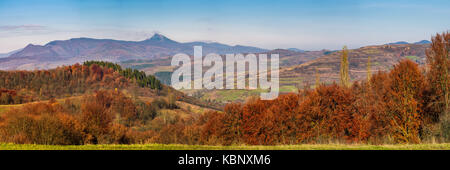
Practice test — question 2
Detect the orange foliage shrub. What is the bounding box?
[200,111,226,145]
[0,90,155,145]
[296,84,357,143]
[0,101,84,145]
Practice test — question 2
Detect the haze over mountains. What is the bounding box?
[0,48,23,58]
[0,33,267,70]
[0,33,431,71]
[385,40,431,45]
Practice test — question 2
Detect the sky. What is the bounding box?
[0,0,449,53]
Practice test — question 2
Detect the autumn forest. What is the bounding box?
[0,32,448,146]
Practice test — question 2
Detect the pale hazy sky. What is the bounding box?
[0,0,449,53]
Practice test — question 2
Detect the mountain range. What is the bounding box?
[385,40,431,45]
[287,48,306,52]
[0,48,23,58]
[0,33,432,71]
[0,33,267,70]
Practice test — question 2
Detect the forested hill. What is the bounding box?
[0,61,163,104]
[83,61,163,90]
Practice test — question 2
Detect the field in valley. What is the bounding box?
[1,143,449,150]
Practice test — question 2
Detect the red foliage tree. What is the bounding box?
[386,59,424,143]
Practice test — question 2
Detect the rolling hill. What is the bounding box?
[120,42,431,103]
[280,43,430,87]
[0,61,221,110]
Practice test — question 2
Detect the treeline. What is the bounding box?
[83,61,162,90]
[150,32,450,145]
[0,61,161,103]
[0,63,126,102]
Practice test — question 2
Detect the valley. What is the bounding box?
[0,33,447,147]
[117,40,430,104]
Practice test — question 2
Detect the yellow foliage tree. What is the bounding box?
[315,67,320,88]
[340,46,350,87]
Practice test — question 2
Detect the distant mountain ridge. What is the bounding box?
[0,34,432,71]
[0,33,267,70]
[385,40,431,45]
[413,40,432,44]
[287,48,306,53]
[0,48,23,58]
